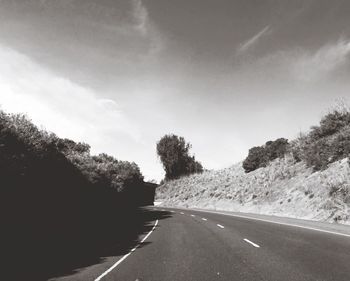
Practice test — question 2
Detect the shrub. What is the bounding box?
[318,110,350,138]
[243,138,289,173]
[329,126,350,162]
[265,138,289,160]
[290,104,350,171]
[242,146,266,173]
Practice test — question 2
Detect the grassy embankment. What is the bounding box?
[157,105,350,224]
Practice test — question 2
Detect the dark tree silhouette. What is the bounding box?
[157,134,203,180]
[243,138,289,173]
[0,109,158,280]
[243,146,266,173]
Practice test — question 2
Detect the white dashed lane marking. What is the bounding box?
[202,218,207,221]
[217,224,225,229]
[244,238,260,248]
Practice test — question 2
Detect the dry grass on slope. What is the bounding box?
[156,156,350,224]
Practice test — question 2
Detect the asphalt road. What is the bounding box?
[53,207,350,281]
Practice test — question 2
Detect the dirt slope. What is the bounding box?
[156,156,350,224]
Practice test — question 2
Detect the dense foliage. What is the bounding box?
[0,110,144,191]
[291,107,350,171]
[243,138,289,173]
[0,110,150,280]
[157,134,203,180]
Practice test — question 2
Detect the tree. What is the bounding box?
[242,138,289,173]
[156,134,203,180]
[265,138,289,160]
[242,146,266,173]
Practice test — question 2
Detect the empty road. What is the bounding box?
[53,207,350,281]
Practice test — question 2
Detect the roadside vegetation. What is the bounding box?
[157,103,350,224]
[291,102,350,171]
[244,102,350,173]
[243,138,289,173]
[0,109,156,280]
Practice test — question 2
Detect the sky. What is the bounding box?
[0,0,350,181]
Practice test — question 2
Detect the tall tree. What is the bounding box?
[157,134,203,180]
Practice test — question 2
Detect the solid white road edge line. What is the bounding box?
[210,211,350,238]
[160,207,350,238]
[244,238,260,248]
[217,224,225,229]
[94,220,159,281]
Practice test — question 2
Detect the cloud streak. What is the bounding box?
[292,38,350,81]
[131,0,164,55]
[238,25,270,53]
[235,37,350,85]
[132,0,149,36]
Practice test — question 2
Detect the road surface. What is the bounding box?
[52,207,350,281]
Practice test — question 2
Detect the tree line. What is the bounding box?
[0,110,150,280]
[243,103,350,173]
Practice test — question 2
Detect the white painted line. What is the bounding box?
[244,238,260,248]
[161,209,165,211]
[94,220,159,281]
[202,218,207,221]
[211,212,350,238]
[180,212,184,215]
[170,211,175,213]
[191,214,195,217]
[170,207,350,238]
[217,224,225,229]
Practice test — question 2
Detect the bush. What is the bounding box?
[291,104,350,171]
[265,138,289,159]
[329,126,350,162]
[243,138,289,173]
[242,146,266,173]
[318,110,350,138]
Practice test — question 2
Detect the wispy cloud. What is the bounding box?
[131,0,164,55]
[132,0,149,36]
[0,45,141,148]
[292,38,350,81]
[236,38,350,85]
[238,25,271,53]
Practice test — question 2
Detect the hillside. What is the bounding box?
[156,155,350,224]
[156,103,350,224]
